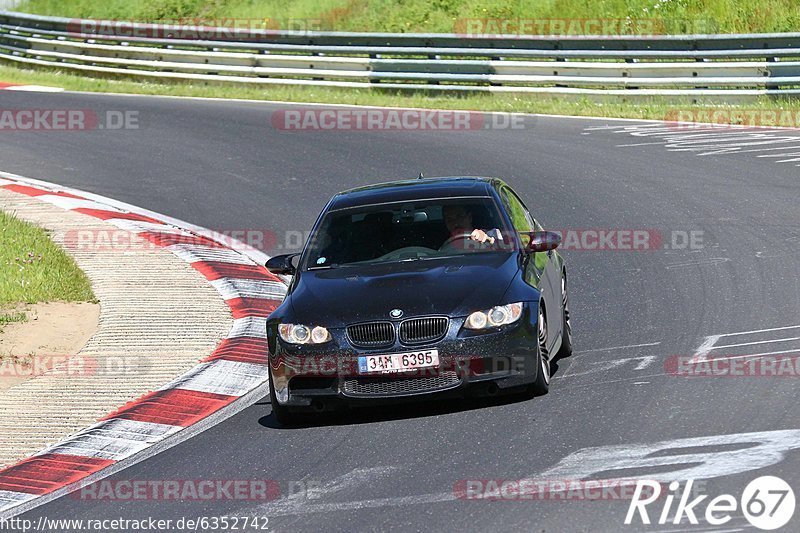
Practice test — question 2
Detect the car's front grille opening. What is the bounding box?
[289,377,336,391]
[347,321,395,347]
[342,371,460,397]
[399,317,449,345]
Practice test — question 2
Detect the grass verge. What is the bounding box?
[0,210,95,311]
[2,63,800,127]
[14,0,800,35]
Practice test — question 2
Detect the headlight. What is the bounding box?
[279,323,332,344]
[464,303,523,330]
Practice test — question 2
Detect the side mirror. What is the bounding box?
[526,231,561,253]
[266,253,299,275]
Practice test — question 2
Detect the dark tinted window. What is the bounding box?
[303,197,512,269]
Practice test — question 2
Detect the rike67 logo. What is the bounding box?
[626,476,795,530]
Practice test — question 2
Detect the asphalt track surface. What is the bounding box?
[1,90,799,532]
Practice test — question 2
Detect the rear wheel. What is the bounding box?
[555,273,573,359]
[530,304,551,396]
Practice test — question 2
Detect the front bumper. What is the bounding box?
[269,309,539,410]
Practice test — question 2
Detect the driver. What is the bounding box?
[442,205,502,245]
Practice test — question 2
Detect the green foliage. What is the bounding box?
[0,211,95,305]
[15,0,800,33]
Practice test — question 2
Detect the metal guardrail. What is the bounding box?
[1,10,799,100]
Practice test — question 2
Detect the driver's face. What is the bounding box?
[443,206,473,234]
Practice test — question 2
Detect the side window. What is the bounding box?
[501,187,535,246]
[501,189,532,232]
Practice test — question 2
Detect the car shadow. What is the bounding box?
[550,353,567,377]
[256,351,572,429]
[257,391,536,429]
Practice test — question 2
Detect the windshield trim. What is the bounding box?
[323,195,494,214]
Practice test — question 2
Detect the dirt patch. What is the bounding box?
[0,302,99,392]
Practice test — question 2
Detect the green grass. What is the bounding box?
[3,62,800,127]
[15,0,800,34]
[0,210,95,307]
[0,311,27,334]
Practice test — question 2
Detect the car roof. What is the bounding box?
[329,177,502,210]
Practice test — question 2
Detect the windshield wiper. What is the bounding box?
[307,264,339,270]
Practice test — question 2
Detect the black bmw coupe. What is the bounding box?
[265,177,572,424]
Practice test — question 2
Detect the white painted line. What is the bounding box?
[716,324,800,337]
[680,137,800,150]
[0,491,36,507]
[710,348,800,362]
[37,195,123,212]
[163,360,270,397]
[738,144,800,154]
[210,278,286,301]
[713,336,800,350]
[5,85,64,93]
[106,219,187,235]
[664,257,730,269]
[634,356,657,370]
[691,335,721,363]
[616,141,668,147]
[557,356,656,379]
[575,341,661,355]
[665,134,796,148]
[581,125,629,131]
[39,419,182,461]
[168,244,255,265]
[628,128,746,139]
[228,317,268,339]
[0,178,15,187]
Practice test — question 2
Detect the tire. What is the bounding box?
[269,373,294,427]
[530,304,551,396]
[555,272,573,359]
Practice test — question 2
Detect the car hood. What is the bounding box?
[288,254,520,328]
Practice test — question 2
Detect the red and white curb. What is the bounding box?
[0,172,284,517]
[0,82,64,92]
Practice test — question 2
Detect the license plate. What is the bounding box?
[358,350,439,374]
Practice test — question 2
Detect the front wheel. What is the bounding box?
[529,304,551,396]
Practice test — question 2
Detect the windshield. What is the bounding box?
[303,197,514,269]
